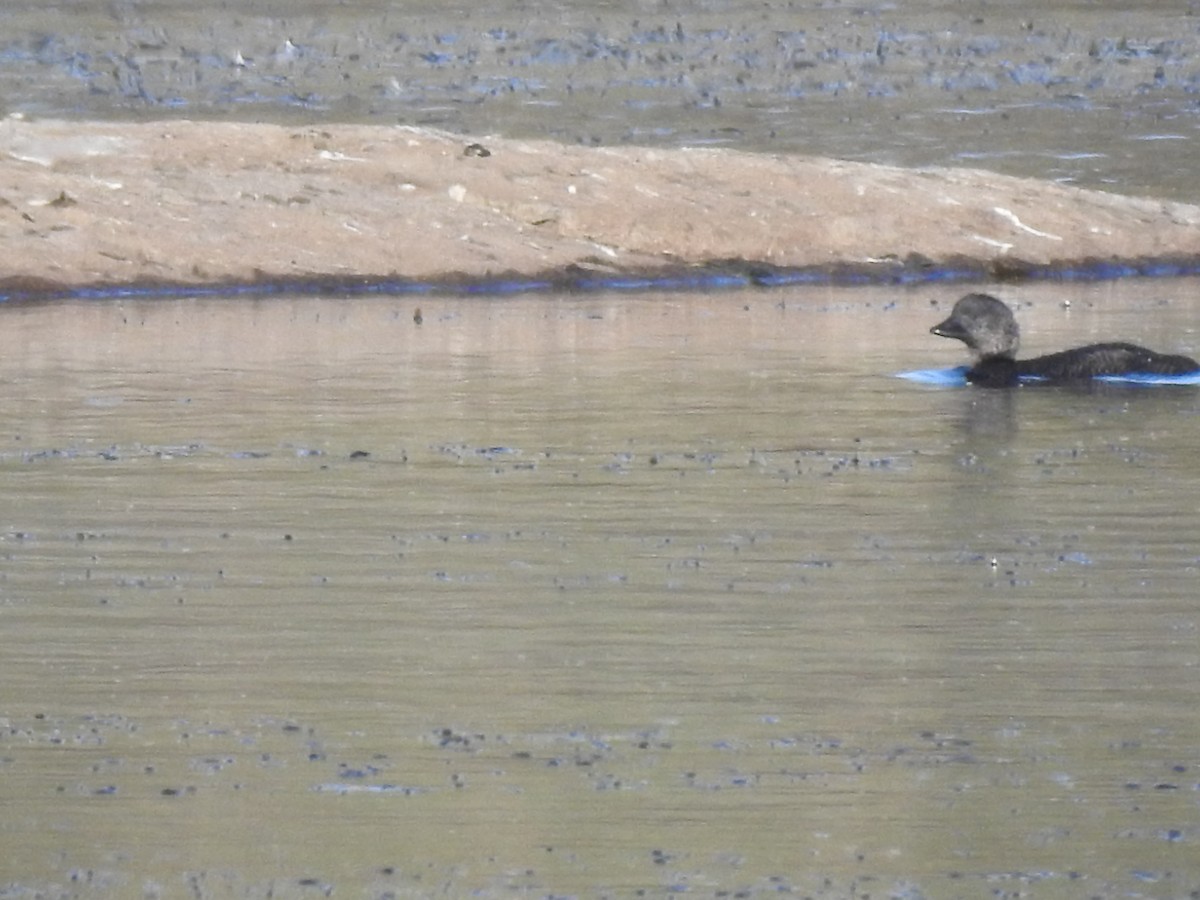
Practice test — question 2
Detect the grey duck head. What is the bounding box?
[931,293,1021,360]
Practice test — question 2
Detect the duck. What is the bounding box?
[930,293,1199,388]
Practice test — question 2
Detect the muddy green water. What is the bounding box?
[3,280,1200,898]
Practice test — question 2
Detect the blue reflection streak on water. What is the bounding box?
[897,366,1200,387]
[2,257,1200,304]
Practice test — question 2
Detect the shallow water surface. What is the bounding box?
[3,281,1200,898]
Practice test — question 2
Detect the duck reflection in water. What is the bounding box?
[930,293,1200,388]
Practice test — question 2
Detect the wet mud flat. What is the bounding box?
[2,1,1199,199]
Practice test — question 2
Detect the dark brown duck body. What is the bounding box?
[931,293,1199,388]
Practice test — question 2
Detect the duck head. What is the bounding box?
[931,293,1020,360]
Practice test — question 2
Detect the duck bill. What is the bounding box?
[930,317,969,342]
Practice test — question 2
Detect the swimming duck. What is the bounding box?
[930,293,1199,388]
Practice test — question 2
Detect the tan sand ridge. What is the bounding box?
[2,118,1199,293]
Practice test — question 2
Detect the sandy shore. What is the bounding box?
[2,116,1199,295]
